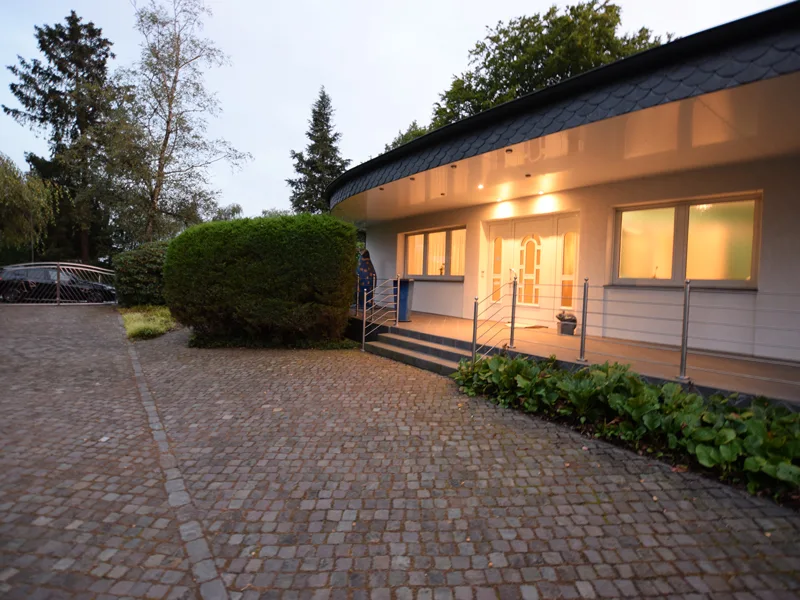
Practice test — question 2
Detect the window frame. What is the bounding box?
[404,226,466,281]
[612,193,761,289]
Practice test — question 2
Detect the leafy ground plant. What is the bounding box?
[119,306,178,340]
[453,355,800,504]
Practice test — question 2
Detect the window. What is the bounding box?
[404,227,466,278]
[615,195,758,287]
[407,234,424,275]
[619,207,675,280]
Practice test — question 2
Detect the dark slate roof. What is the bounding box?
[327,1,800,209]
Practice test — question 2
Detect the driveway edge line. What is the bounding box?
[121,318,230,600]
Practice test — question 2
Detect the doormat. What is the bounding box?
[505,322,548,329]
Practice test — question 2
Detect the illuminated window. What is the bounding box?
[619,207,675,280]
[404,227,466,278]
[450,229,466,277]
[615,196,758,286]
[406,234,424,275]
[687,200,755,281]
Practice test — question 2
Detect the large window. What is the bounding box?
[615,196,758,287]
[405,227,466,278]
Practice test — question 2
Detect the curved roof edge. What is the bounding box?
[326,1,800,209]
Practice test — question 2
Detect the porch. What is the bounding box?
[375,310,800,404]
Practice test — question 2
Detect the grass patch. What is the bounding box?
[119,305,178,340]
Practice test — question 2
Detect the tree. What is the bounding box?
[3,11,116,261]
[0,154,56,250]
[211,203,243,221]
[431,1,667,128]
[384,120,429,152]
[287,87,350,214]
[120,0,249,241]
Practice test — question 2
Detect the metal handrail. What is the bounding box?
[361,275,400,350]
[471,276,518,363]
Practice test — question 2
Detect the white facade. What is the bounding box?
[365,155,800,362]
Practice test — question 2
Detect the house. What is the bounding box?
[327,3,800,399]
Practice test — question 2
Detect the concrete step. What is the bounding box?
[376,333,472,363]
[364,341,461,377]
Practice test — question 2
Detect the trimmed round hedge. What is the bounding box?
[114,241,170,307]
[163,214,358,345]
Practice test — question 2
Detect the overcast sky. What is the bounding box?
[0,0,788,215]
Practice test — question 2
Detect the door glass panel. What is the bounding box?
[561,280,574,308]
[563,232,576,276]
[450,229,466,276]
[523,280,533,304]
[491,236,503,301]
[686,200,754,280]
[427,231,446,276]
[524,241,535,274]
[519,235,540,305]
[561,231,577,308]
[407,234,424,275]
[492,237,502,275]
[619,207,674,279]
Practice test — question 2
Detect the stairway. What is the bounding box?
[364,329,471,376]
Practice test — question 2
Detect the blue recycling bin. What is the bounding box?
[393,278,415,322]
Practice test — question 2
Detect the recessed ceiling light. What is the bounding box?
[525,173,532,178]
[505,148,513,154]
[477,184,484,190]
[538,190,544,195]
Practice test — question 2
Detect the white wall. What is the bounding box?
[364,155,800,361]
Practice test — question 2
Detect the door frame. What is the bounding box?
[483,212,580,326]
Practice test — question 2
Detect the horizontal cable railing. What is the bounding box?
[361,276,400,350]
[468,278,800,396]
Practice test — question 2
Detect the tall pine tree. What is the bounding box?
[3,11,116,261]
[287,87,350,214]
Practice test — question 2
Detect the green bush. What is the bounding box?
[114,241,169,307]
[163,214,358,345]
[454,355,800,497]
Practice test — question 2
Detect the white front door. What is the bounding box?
[485,214,579,328]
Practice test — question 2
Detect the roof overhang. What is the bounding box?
[333,73,800,225]
[327,1,800,226]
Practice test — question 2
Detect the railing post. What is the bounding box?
[471,296,479,365]
[361,288,368,352]
[577,277,589,363]
[56,262,61,306]
[395,274,400,327]
[678,279,691,381]
[509,276,518,349]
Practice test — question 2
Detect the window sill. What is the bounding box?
[605,283,758,293]
[405,275,465,283]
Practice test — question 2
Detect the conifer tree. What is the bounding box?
[287,87,350,214]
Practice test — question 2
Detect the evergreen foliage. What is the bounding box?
[163,214,357,345]
[287,87,350,214]
[113,241,170,306]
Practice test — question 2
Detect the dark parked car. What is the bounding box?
[0,267,116,303]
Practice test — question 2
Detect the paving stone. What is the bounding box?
[1,306,800,600]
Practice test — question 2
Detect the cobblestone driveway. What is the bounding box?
[1,306,799,600]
